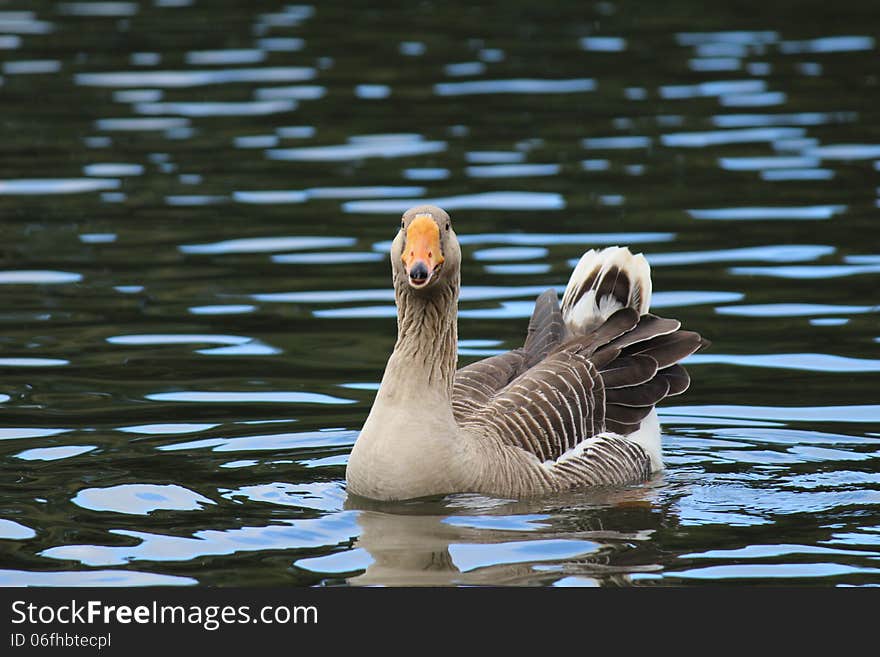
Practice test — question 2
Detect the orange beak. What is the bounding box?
[402,214,444,288]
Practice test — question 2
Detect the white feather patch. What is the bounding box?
[623,408,663,472]
[540,409,663,472]
[561,246,653,335]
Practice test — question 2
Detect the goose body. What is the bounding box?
[346,205,707,501]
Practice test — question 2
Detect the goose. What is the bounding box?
[346,204,708,501]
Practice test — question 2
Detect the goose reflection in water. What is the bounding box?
[341,483,668,586]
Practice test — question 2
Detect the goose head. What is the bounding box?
[391,205,460,293]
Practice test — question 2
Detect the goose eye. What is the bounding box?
[445,222,450,231]
[400,221,405,230]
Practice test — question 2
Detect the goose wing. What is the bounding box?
[452,289,565,423]
[460,307,705,485]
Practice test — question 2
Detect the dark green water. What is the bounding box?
[1,0,879,586]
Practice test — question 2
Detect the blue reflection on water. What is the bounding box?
[15,445,96,461]
[435,78,596,96]
[0,570,197,587]
[40,511,362,566]
[687,352,880,372]
[449,539,600,573]
[146,392,355,404]
[73,484,215,515]
[0,519,36,540]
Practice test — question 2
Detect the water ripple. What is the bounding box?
[444,62,487,76]
[472,247,548,261]
[95,117,190,131]
[0,570,197,586]
[0,15,54,36]
[72,484,215,515]
[272,251,384,264]
[3,59,60,75]
[255,85,325,100]
[805,144,880,160]
[83,163,144,176]
[158,429,357,453]
[403,167,450,180]
[712,111,856,128]
[761,169,835,181]
[185,48,265,65]
[580,36,626,52]
[658,563,880,581]
[676,31,779,46]
[222,482,345,511]
[465,151,524,163]
[343,192,565,214]
[295,548,374,574]
[660,79,766,99]
[118,423,219,435]
[443,515,551,531]
[716,302,875,317]
[256,38,305,52]
[0,519,36,540]
[107,334,252,346]
[235,186,426,204]
[730,264,880,278]
[41,511,361,566]
[58,2,139,17]
[689,205,845,220]
[434,78,596,96]
[459,232,673,247]
[0,271,82,284]
[189,304,257,315]
[268,137,446,162]
[180,236,354,254]
[663,404,880,423]
[465,164,560,178]
[355,84,391,99]
[15,445,96,461]
[76,66,316,88]
[449,539,600,573]
[583,136,651,149]
[146,391,355,405]
[720,91,785,107]
[687,352,880,373]
[648,244,833,266]
[0,428,70,441]
[779,36,874,54]
[0,178,119,194]
[662,127,804,147]
[718,156,819,171]
[0,358,69,367]
[136,99,296,116]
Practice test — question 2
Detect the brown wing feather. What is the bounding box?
[604,375,670,407]
[462,349,606,463]
[593,313,706,435]
[457,289,708,458]
[621,330,704,369]
[659,364,691,396]
[571,307,640,357]
[522,289,565,366]
[605,403,654,426]
[547,434,652,487]
[453,350,527,422]
[608,313,679,344]
[597,354,659,388]
[453,289,565,423]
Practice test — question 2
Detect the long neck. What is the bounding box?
[348,274,463,500]
[382,277,459,402]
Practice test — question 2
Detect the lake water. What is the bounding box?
[1,0,879,587]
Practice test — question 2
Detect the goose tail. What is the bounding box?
[560,246,652,336]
